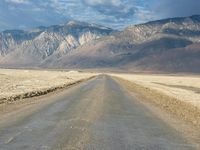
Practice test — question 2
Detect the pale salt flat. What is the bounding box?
[0,69,96,99]
[112,74,200,109]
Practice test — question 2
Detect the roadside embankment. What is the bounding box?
[112,74,200,128]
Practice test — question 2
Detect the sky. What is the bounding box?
[0,0,200,31]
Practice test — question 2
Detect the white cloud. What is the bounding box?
[3,0,198,31]
[135,11,155,23]
[84,0,121,6]
[5,0,30,4]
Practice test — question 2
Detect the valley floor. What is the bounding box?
[0,75,199,150]
[0,69,96,104]
[112,73,200,108]
[0,70,200,149]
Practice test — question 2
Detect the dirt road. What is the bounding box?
[0,75,198,150]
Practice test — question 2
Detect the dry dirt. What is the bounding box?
[111,74,200,108]
[111,74,200,128]
[0,69,97,104]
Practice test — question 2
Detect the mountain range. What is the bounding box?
[0,15,200,72]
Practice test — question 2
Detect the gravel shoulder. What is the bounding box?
[114,77,200,148]
[111,73,200,109]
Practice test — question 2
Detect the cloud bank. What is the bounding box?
[154,0,200,18]
[0,0,200,31]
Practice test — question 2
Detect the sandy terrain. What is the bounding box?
[0,69,96,103]
[111,74,200,109]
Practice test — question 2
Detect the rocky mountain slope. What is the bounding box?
[0,15,200,72]
[44,15,200,72]
[0,21,113,67]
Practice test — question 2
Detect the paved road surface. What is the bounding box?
[0,75,196,150]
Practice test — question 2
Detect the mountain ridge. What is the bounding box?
[0,15,200,72]
[0,21,114,67]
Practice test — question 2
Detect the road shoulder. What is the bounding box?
[113,76,200,149]
[0,77,96,126]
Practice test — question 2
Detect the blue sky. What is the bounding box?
[0,0,200,31]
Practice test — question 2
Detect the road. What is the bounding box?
[0,75,197,150]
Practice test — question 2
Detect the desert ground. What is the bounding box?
[111,73,200,109]
[0,69,200,149]
[112,73,200,128]
[0,69,96,104]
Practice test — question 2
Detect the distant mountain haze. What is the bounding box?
[0,21,114,67]
[0,15,200,72]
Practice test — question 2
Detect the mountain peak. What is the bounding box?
[189,14,200,22]
[1,16,200,72]
[66,20,85,26]
[65,20,113,30]
[147,14,200,25]
[0,20,114,66]
[126,14,200,31]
